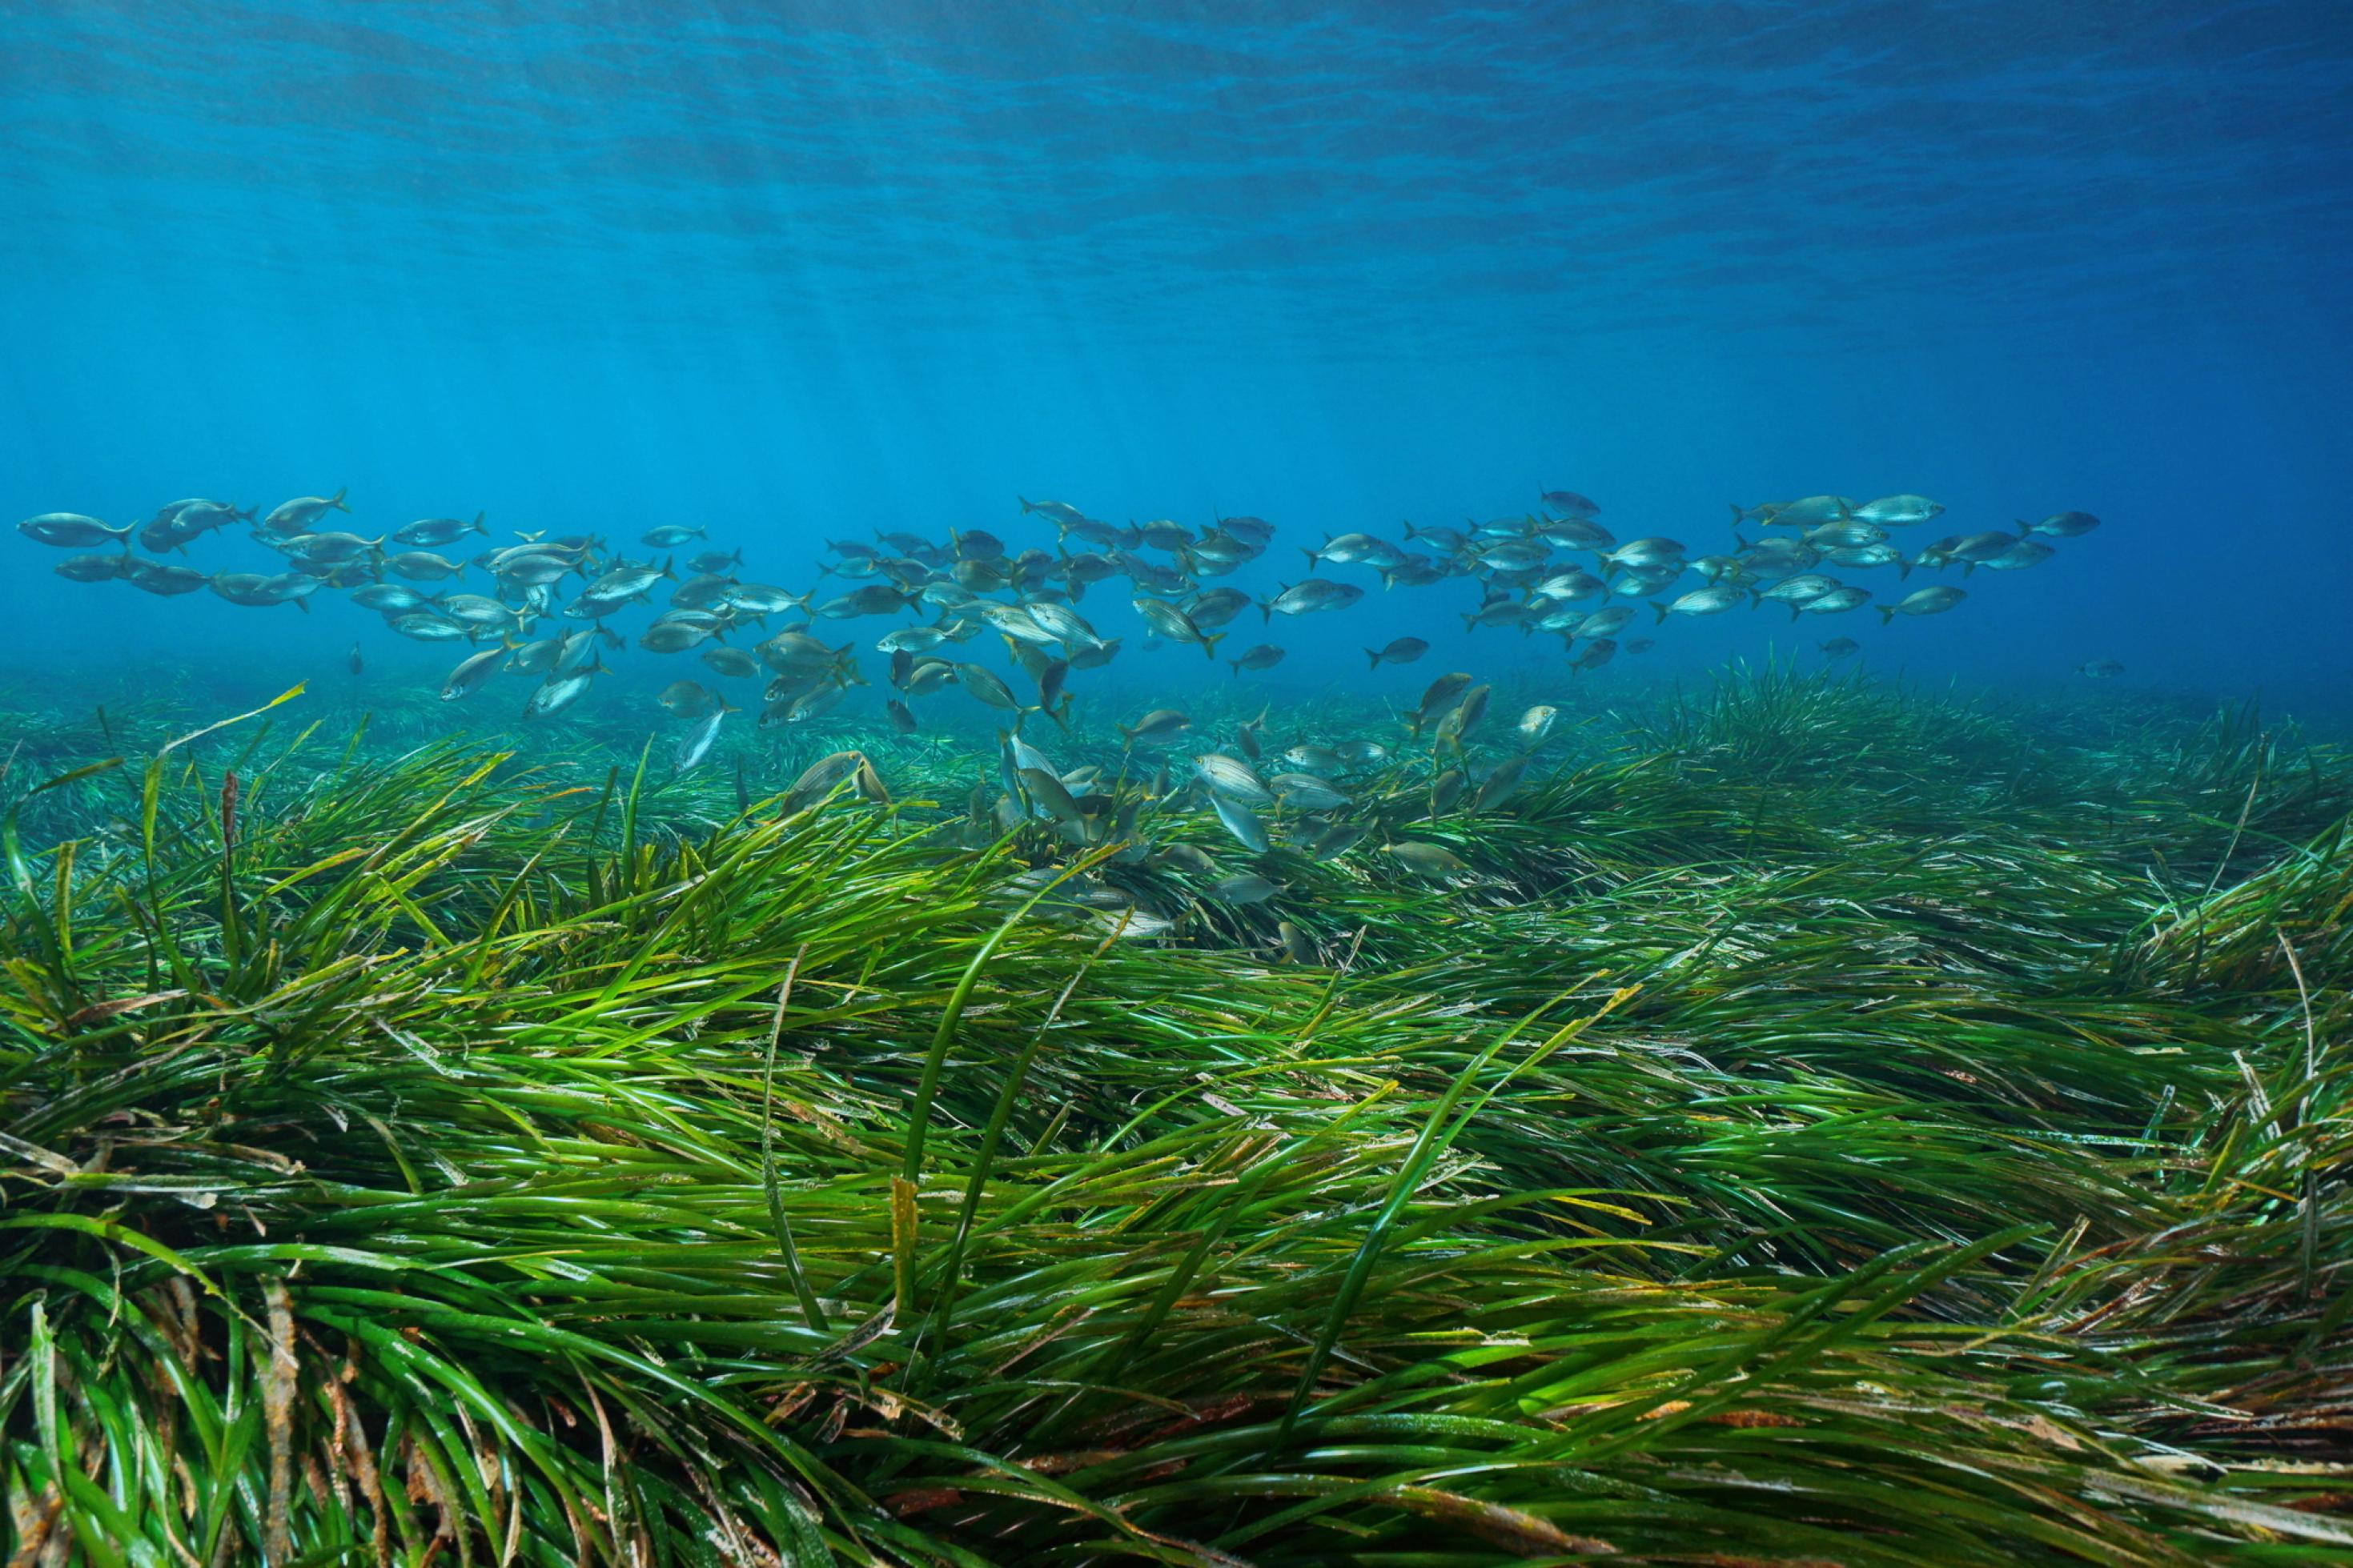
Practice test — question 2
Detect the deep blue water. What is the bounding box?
[6,2,2351,716]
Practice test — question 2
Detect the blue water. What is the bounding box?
[6,2,2351,713]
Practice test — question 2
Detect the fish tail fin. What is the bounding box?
[294,597,311,614]
[1018,495,1035,515]
[330,487,349,511]
[1258,600,1272,624]
[1729,503,1743,525]
[1299,545,1320,570]
[1877,606,1897,625]
[660,555,676,579]
[1897,556,1913,579]
[1201,631,1224,660]
[1365,648,1381,670]
[1650,601,1670,625]
[1787,603,1801,622]
[1460,612,1476,632]
[1962,562,1977,578]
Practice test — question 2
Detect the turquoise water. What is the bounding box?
[5,2,2350,713]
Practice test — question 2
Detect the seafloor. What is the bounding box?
[2,664,2347,1564]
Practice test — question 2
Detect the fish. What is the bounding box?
[1945,531,2020,564]
[2078,658,2125,678]
[954,662,1025,714]
[1132,596,1223,658]
[346,641,363,674]
[1259,579,1363,621]
[1652,584,1744,623]
[1851,495,1942,526]
[438,646,507,701]
[390,611,470,640]
[18,513,132,548]
[1025,601,1101,646]
[1212,872,1282,904]
[259,488,349,535]
[1211,794,1271,852]
[1227,644,1285,675]
[1569,639,1618,674]
[1181,587,1254,629]
[658,680,719,716]
[641,524,707,547]
[394,512,488,547]
[1757,574,1839,616]
[1516,705,1559,748]
[1879,585,1966,622]
[1624,637,1656,655]
[980,603,1059,646]
[1474,755,1529,812]
[1271,773,1350,812]
[638,621,718,652]
[1802,519,1889,551]
[52,552,126,582]
[1765,495,1853,527]
[1598,537,1684,573]
[1533,568,1607,602]
[701,645,762,679]
[1472,539,1548,572]
[1572,606,1636,640]
[779,751,871,815]
[1539,488,1600,517]
[886,697,918,732]
[2026,511,2101,538]
[1970,539,2055,573]
[1537,518,1614,551]
[525,654,606,716]
[1407,672,1474,734]
[688,548,745,574]
[675,704,733,772]
[1194,753,1274,807]
[387,551,468,581]
[1365,636,1431,669]
[1306,819,1371,861]
[1276,744,1346,774]
[1819,637,1861,659]
[1383,841,1471,880]
[1797,587,1873,616]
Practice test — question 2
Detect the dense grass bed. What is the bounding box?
[2,666,2347,1564]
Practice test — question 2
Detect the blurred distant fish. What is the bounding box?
[2078,658,2124,678]
[1539,488,1600,517]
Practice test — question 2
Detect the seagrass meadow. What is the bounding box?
[2,664,2348,1566]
